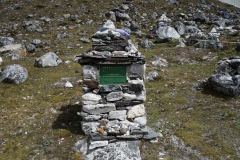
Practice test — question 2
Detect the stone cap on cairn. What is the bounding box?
[77,20,146,65]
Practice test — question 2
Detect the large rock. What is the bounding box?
[207,57,240,96]
[34,52,62,67]
[151,56,168,67]
[146,71,159,81]
[115,11,130,21]
[0,64,28,84]
[154,26,180,41]
[0,57,2,65]
[26,44,36,53]
[208,74,240,96]
[75,140,141,160]
[0,44,27,57]
[139,39,154,48]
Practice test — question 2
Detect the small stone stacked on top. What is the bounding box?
[77,20,158,150]
[81,20,142,59]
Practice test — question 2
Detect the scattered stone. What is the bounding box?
[0,57,2,65]
[63,14,71,18]
[40,16,51,23]
[65,81,73,88]
[0,44,27,57]
[115,11,130,21]
[0,36,14,46]
[130,21,139,31]
[139,38,154,48]
[146,71,159,81]
[34,52,62,67]
[80,37,90,43]
[153,26,180,42]
[0,64,28,84]
[22,20,41,31]
[26,44,36,53]
[151,56,168,67]
[105,11,117,21]
[193,11,208,23]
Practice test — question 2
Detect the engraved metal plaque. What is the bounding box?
[100,64,126,85]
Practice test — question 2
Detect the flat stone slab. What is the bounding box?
[83,103,116,114]
[108,110,127,121]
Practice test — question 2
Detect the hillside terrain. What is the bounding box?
[0,0,240,159]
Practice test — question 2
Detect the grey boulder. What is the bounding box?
[34,52,62,67]
[0,64,28,84]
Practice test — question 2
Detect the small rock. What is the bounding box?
[65,81,73,88]
[34,52,62,67]
[80,37,90,43]
[32,39,41,47]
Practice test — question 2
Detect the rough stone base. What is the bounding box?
[75,138,141,160]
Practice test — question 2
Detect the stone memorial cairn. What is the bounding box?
[77,20,157,148]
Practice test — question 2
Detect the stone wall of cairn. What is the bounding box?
[77,21,156,144]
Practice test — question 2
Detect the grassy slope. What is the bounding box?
[0,0,240,159]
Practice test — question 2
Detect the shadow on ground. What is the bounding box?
[52,104,85,135]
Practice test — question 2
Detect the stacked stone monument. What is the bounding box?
[77,20,156,147]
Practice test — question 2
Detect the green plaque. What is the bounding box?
[100,64,126,85]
